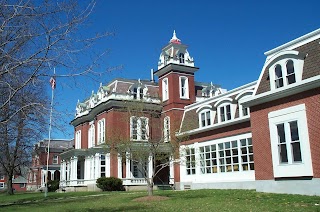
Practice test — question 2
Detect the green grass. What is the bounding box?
[0,189,320,212]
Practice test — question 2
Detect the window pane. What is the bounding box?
[206,111,211,125]
[277,124,286,143]
[226,105,231,120]
[201,112,205,127]
[292,142,302,162]
[279,144,288,163]
[286,60,294,74]
[289,121,299,141]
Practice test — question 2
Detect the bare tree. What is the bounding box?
[0,0,113,194]
[0,0,113,124]
[106,100,186,196]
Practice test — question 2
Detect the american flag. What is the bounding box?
[50,77,56,89]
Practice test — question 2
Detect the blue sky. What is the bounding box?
[50,0,320,139]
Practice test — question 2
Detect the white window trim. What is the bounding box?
[179,76,189,99]
[130,116,149,141]
[269,57,304,90]
[268,104,313,178]
[75,130,81,149]
[97,119,106,145]
[217,102,235,123]
[162,78,169,101]
[53,155,59,164]
[198,109,214,128]
[88,124,95,148]
[164,116,170,142]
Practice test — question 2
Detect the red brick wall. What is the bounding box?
[251,88,320,180]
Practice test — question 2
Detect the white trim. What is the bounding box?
[268,104,313,178]
[179,76,189,99]
[195,105,213,113]
[214,97,233,108]
[162,77,169,101]
[265,28,320,57]
[244,75,320,107]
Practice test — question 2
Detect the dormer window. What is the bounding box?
[286,60,296,84]
[179,76,189,99]
[214,98,235,123]
[162,78,169,101]
[179,53,185,63]
[275,64,283,88]
[219,105,231,122]
[131,85,146,100]
[268,51,304,90]
[200,110,212,127]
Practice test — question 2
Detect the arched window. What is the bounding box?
[275,64,283,88]
[179,76,189,99]
[97,119,105,144]
[286,60,296,84]
[164,116,170,142]
[162,78,169,101]
[88,124,95,148]
[179,53,185,63]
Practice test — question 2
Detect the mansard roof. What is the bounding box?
[179,81,256,135]
[244,28,320,107]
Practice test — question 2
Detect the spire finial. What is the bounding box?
[170,30,181,44]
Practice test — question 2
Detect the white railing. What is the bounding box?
[122,178,147,186]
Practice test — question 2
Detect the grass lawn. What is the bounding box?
[1,189,320,212]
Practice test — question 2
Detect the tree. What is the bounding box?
[0,0,112,194]
[106,100,186,196]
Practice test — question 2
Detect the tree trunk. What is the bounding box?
[147,182,154,196]
[7,177,14,195]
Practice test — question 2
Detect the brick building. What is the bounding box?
[61,29,320,195]
[27,139,73,191]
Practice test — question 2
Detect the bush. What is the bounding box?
[96,177,124,191]
[47,180,59,192]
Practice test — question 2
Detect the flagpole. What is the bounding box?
[45,68,56,198]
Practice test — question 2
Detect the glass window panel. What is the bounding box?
[249,155,254,162]
[220,166,226,172]
[233,165,239,171]
[206,167,211,173]
[242,156,248,163]
[231,140,237,147]
[206,153,210,158]
[212,159,217,165]
[248,146,253,153]
[211,145,216,151]
[211,152,216,158]
[200,147,204,152]
[242,164,249,171]
[205,146,210,152]
[232,149,238,156]
[225,142,231,149]
[240,139,246,146]
[218,143,224,150]
[212,167,218,173]
[226,158,231,164]
[219,158,225,165]
[247,138,252,145]
[279,144,288,163]
[241,147,247,154]
[219,151,224,157]
[233,157,239,163]
[289,121,299,141]
[225,150,231,156]
[277,124,286,143]
[292,142,302,162]
[249,163,254,170]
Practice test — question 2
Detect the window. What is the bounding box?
[53,155,59,164]
[199,137,254,174]
[199,110,212,127]
[268,104,313,178]
[219,104,231,122]
[275,64,283,88]
[75,130,81,149]
[100,155,106,177]
[130,117,149,141]
[20,183,25,188]
[97,119,105,144]
[88,124,95,148]
[286,60,296,84]
[132,87,144,100]
[179,76,189,99]
[186,148,196,175]
[164,116,170,142]
[162,78,169,101]
[179,53,185,63]
[0,182,4,189]
[276,121,302,164]
[0,175,4,180]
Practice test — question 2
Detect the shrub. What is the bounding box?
[96,177,124,191]
[47,180,59,192]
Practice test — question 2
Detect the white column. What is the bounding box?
[126,153,131,178]
[61,160,66,181]
[94,153,100,179]
[106,153,111,177]
[117,154,122,178]
[66,161,70,181]
[169,156,174,184]
[148,155,153,179]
